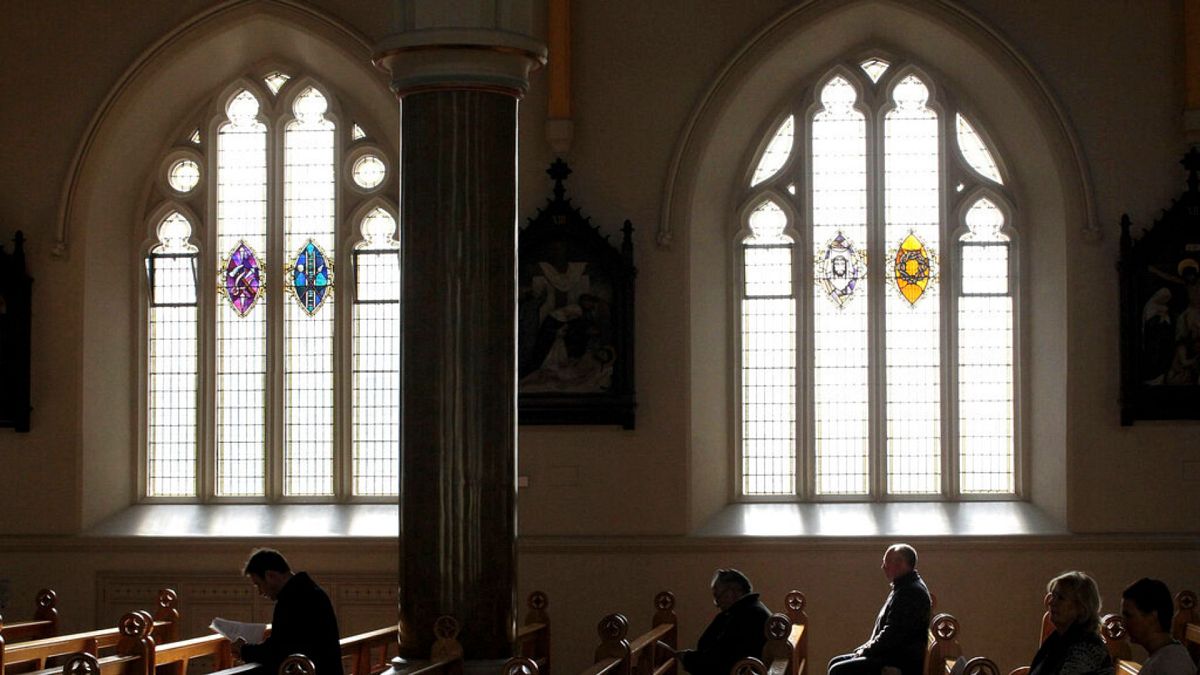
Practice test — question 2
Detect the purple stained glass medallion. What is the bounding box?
[221,241,263,316]
[816,232,864,308]
[289,240,332,315]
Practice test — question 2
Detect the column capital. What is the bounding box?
[374,28,547,97]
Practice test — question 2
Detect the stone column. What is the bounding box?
[374,10,545,663]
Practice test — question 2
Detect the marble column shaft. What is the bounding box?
[398,89,518,660]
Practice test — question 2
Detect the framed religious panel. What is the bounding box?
[1119,147,1200,424]
[0,231,32,432]
[518,160,637,429]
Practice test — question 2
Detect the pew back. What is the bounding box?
[0,591,59,645]
[516,592,551,675]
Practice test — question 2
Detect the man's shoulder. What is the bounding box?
[1143,643,1198,675]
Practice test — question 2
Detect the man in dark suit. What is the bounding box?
[828,544,932,675]
[677,569,772,675]
[232,548,344,675]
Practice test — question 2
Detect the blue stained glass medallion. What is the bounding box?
[816,232,864,308]
[289,240,333,315]
[220,241,264,317]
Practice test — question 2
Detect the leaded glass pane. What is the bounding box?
[168,159,200,194]
[750,115,795,187]
[860,57,890,83]
[353,208,401,497]
[283,87,336,497]
[147,211,198,497]
[959,199,1014,493]
[956,114,1003,184]
[811,75,870,495]
[884,74,941,495]
[264,71,291,95]
[352,124,367,141]
[352,155,386,190]
[215,89,267,497]
[742,200,796,495]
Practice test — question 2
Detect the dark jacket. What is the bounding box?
[241,572,344,675]
[1029,623,1114,675]
[681,592,771,675]
[859,570,932,675]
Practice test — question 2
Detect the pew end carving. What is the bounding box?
[1172,590,1200,663]
[926,614,962,675]
[517,591,551,675]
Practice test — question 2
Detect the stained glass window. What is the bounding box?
[352,155,386,190]
[264,71,291,95]
[737,58,1018,500]
[144,74,398,502]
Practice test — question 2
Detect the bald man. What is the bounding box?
[828,544,931,675]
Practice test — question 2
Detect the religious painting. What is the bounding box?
[518,160,637,428]
[1119,148,1200,424]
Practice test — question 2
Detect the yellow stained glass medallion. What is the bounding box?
[893,232,932,305]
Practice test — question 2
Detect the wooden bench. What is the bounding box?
[0,590,59,645]
[516,592,551,675]
[944,657,1001,675]
[2,591,178,674]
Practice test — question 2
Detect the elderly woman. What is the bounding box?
[1030,572,1114,675]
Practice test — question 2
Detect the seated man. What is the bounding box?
[1121,578,1197,675]
[676,569,772,675]
[828,544,931,675]
[232,548,344,675]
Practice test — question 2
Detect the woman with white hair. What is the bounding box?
[1029,572,1114,675]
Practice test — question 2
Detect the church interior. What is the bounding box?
[0,1,1198,674]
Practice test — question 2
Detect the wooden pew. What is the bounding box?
[0,591,59,645]
[339,626,397,675]
[926,614,963,675]
[781,591,807,675]
[1172,590,1200,663]
[944,657,1001,675]
[582,614,632,675]
[629,592,676,675]
[737,612,804,675]
[1,590,178,674]
[24,612,157,675]
[516,592,551,675]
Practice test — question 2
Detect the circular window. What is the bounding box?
[352,155,386,190]
[168,159,201,193]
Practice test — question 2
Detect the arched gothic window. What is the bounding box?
[143,69,398,501]
[737,56,1018,500]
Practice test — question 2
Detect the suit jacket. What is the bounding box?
[859,570,932,675]
[681,593,771,675]
[241,572,344,675]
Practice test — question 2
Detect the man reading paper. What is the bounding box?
[231,548,344,675]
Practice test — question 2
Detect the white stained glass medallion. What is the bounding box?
[352,155,387,190]
[168,159,200,194]
[352,124,367,141]
[750,115,795,187]
[264,70,291,95]
[956,114,1003,184]
[860,57,890,83]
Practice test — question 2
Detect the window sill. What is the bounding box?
[691,500,1067,537]
[83,504,398,538]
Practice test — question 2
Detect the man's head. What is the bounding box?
[1121,578,1173,647]
[243,548,293,601]
[710,568,752,612]
[881,544,917,582]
